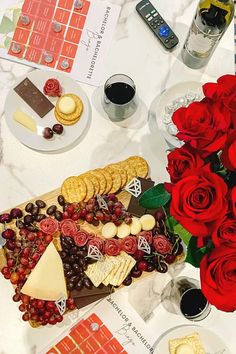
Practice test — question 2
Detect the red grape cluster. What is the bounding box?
[1,228,52,285]
[61,194,132,226]
[12,287,75,325]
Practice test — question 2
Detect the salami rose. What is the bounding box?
[60,219,78,237]
[43,78,62,97]
[39,217,58,235]
[121,236,137,254]
[104,239,121,256]
[138,231,153,244]
[87,237,104,252]
[153,235,172,255]
[74,230,89,247]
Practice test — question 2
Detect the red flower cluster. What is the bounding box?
[166,75,236,312]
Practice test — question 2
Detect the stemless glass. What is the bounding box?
[102,74,139,121]
[161,276,211,321]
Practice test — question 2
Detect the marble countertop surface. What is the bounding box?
[0,0,235,353]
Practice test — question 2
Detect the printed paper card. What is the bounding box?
[0,0,121,86]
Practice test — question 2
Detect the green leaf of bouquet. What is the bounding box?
[173,224,192,246]
[185,237,208,268]
[166,216,178,232]
[4,36,11,50]
[139,183,171,209]
[13,9,21,26]
[0,16,14,34]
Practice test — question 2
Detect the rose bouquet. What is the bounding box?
[140,74,236,312]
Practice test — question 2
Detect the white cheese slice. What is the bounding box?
[13,110,37,132]
[58,97,76,114]
[21,242,67,301]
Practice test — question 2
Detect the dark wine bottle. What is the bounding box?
[181,0,234,69]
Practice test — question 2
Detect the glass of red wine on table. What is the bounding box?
[161,276,211,321]
[102,74,139,121]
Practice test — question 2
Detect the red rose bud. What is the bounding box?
[170,168,228,237]
[153,235,172,255]
[167,144,205,184]
[104,239,121,256]
[231,186,236,218]
[200,243,236,312]
[43,78,62,97]
[87,237,104,252]
[39,218,58,235]
[172,100,231,156]
[74,230,89,247]
[212,215,236,247]
[221,131,236,171]
[121,236,138,254]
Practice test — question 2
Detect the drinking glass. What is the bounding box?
[102,74,139,121]
[161,276,211,321]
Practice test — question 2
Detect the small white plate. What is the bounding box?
[155,81,203,149]
[4,70,90,152]
[153,324,230,354]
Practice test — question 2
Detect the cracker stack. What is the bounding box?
[61,156,149,203]
[55,93,83,125]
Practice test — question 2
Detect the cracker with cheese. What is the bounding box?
[85,256,114,287]
[168,332,206,354]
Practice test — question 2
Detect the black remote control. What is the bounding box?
[136,0,179,50]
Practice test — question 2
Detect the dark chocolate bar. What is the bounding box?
[14,78,54,118]
[127,177,155,217]
[71,284,113,310]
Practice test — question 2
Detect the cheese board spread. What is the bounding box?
[0,156,183,327]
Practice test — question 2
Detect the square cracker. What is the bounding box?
[110,252,134,286]
[103,256,122,286]
[85,256,114,287]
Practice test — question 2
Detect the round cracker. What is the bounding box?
[100,168,113,194]
[104,165,122,194]
[83,172,100,196]
[54,110,81,126]
[120,160,137,184]
[61,176,87,203]
[79,174,95,202]
[109,163,127,188]
[56,94,83,120]
[126,156,149,178]
[90,169,107,195]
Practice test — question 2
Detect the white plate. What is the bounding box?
[4,70,90,152]
[153,325,230,354]
[155,81,203,149]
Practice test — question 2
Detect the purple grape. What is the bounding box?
[43,127,53,139]
[52,124,63,135]
[10,208,23,219]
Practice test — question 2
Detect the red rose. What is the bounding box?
[170,167,228,237]
[121,236,137,254]
[167,144,205,184]
[60,219,78,237]
[104,239,121,256]
[203,75,236,129]
[153,235,172,254]
[43,78,61,97]
[138,231,153,244]
[172,99,231,155]
[200,244,236,312]
[212,215,236,247]
[221,131,236,171]
[231,186,236,218]
[74,230,89,247]
[87,237,104,252]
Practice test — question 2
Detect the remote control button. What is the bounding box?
[157,22,160,26]
[154,19,158,24]
[170,35,174,39]
[153,13,158,17]
[145,14,150,18]
[147,16,153,21]
[159,25,170,37]
[151,10,155,14]
[153,25,157,29]
[160,20,164,24]
[165,39,169,43]
[151,22,154,26]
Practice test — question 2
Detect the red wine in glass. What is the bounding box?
[180,288,211,321]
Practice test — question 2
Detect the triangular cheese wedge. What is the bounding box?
[21,242,68,301]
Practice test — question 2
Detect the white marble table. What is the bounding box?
[0,0,235,353]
